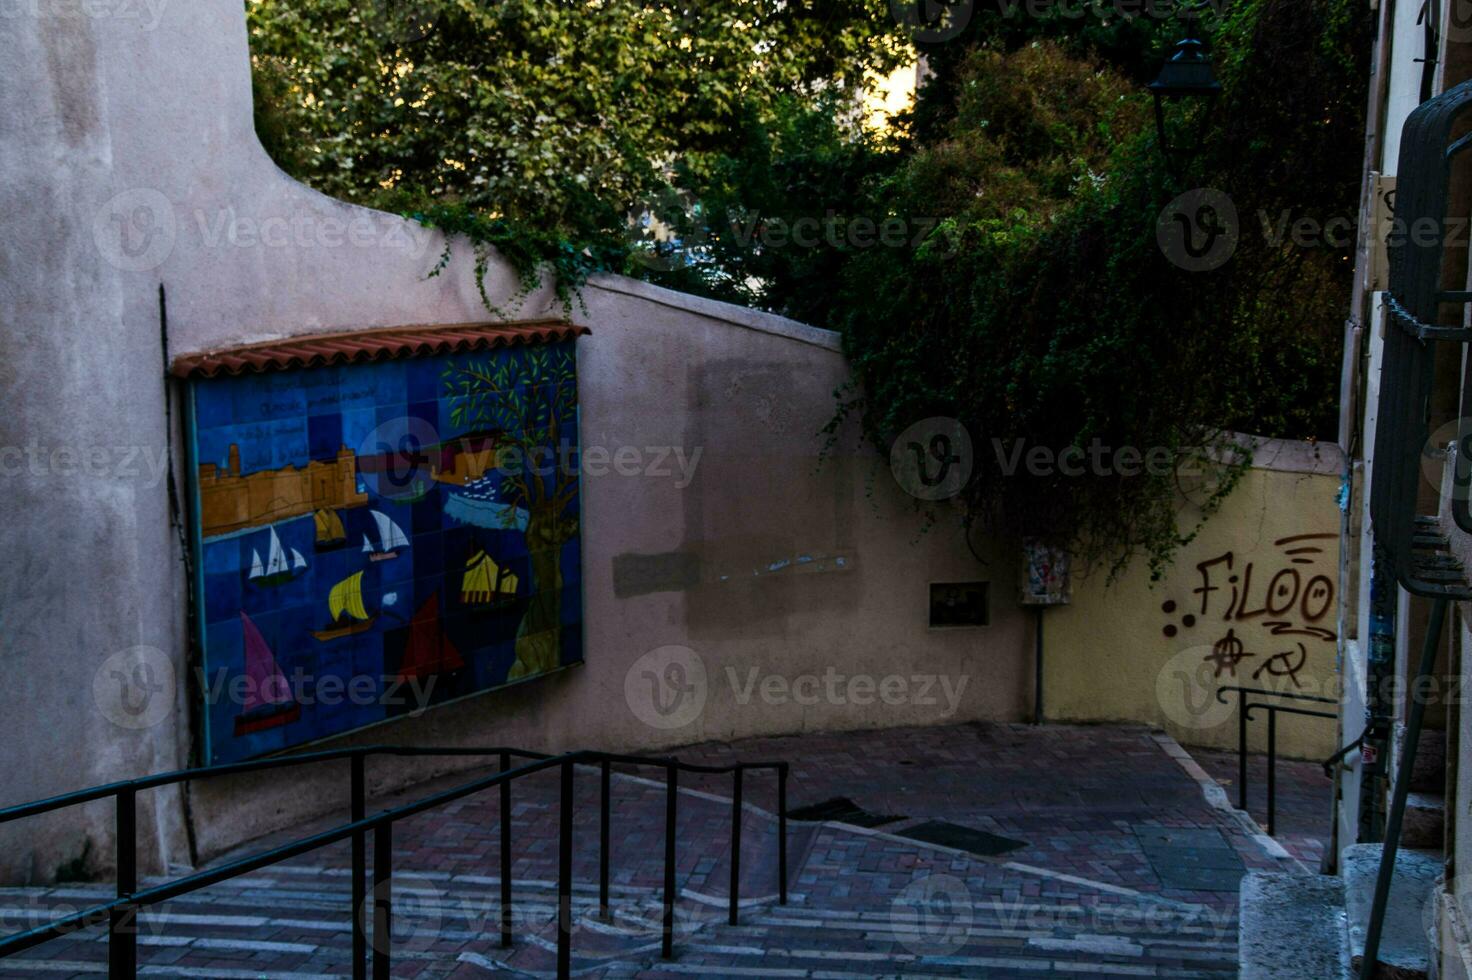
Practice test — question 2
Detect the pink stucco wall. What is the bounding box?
[0,1,1026,878]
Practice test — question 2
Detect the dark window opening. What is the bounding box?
[929,582,989,628]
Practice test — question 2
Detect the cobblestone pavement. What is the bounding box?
[0,723,1329,978]
[1184,746,1334,870]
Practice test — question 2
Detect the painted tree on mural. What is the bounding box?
[444,346,579,679]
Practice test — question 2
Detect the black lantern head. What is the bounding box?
[1148,38,1221,100]
[1149,37,1221,172]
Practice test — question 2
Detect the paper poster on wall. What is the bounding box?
[183,330,584,764]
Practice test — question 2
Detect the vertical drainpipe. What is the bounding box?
[1338,0,1399,855]
[1362,544,1399,842]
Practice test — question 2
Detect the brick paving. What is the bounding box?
[1185,746,1334,869]
[0,722,1333,978]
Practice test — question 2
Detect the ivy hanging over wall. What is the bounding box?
[248,0,1371,579]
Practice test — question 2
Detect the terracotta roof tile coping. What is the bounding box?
[170,320,589,379]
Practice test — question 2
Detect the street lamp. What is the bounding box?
[1148,35,1221,172]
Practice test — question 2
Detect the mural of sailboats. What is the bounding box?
[311,571,378,641]
[460,550,519,609]
[234,612,301,736]
[397,591,465,680]
[248,527,308,587]
[313,509,348,551]
[363,510,410,562]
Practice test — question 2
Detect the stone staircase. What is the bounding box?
[0,762,1250,980]
[1239,728,1448,980]
[0,739,1267,978]
[0,861,1243,978]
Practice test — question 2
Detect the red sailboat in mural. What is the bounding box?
[398,591,465,680]
[234,611,301,736]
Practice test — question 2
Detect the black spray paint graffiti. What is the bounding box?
[1160,533,1336,686]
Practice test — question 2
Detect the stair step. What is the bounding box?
[1410,727,1446,793]
[1401,792,1446,849]
[1238,872,1348,979]
[1344,843,1441,980]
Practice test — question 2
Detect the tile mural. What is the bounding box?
[186,340,583,764]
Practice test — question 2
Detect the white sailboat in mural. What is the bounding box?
[248,527,308,587]
[363,510,410,562]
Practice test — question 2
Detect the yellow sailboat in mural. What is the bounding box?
[311,571,378,641]
[313,509,348,551]
[461,550,519,608]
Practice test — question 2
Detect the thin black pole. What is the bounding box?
[109,787,137,980]
[599,759,611,921]
[351,754,366,980]
[1267,708,1278,837]
[557,760,573,980]
[500,750,512,949]
[729,767,743,926]
[372,821,392,980]
[1361,596,1448,979]
[1033,607,1045,724]
[662,762,677,959]
[1238,689,1249,810]
[777,764,788,906]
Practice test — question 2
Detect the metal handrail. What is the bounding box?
[1322,732,1365,779]
[0,745,791,980]
[1215,686,1336,836]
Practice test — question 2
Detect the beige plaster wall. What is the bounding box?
[0,0,1023,880]
[1045,440,1345,760]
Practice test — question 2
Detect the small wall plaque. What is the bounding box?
[929,582,990,628]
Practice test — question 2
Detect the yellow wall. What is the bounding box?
[1047,440,1343,760]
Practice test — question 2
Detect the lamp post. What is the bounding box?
[1148,34,1221,173]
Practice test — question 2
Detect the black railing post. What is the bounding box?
[729,767,743,926]
[373,821,392,980]
[1237,688,1248,810]
[0,747,799,973]
[109,787,137,980]
[599,758,611,921]
[1267,707,1278,837]
[1362,597,1449,979]
[557,760,573,980]
[500,750,512,949]
[777,763,788,906]
[662,762,677,960]
[351,754,366,980]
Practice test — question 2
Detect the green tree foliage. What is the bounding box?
[247,0,906,305]
[249,0,1370,577]
[676,1,1370,577]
